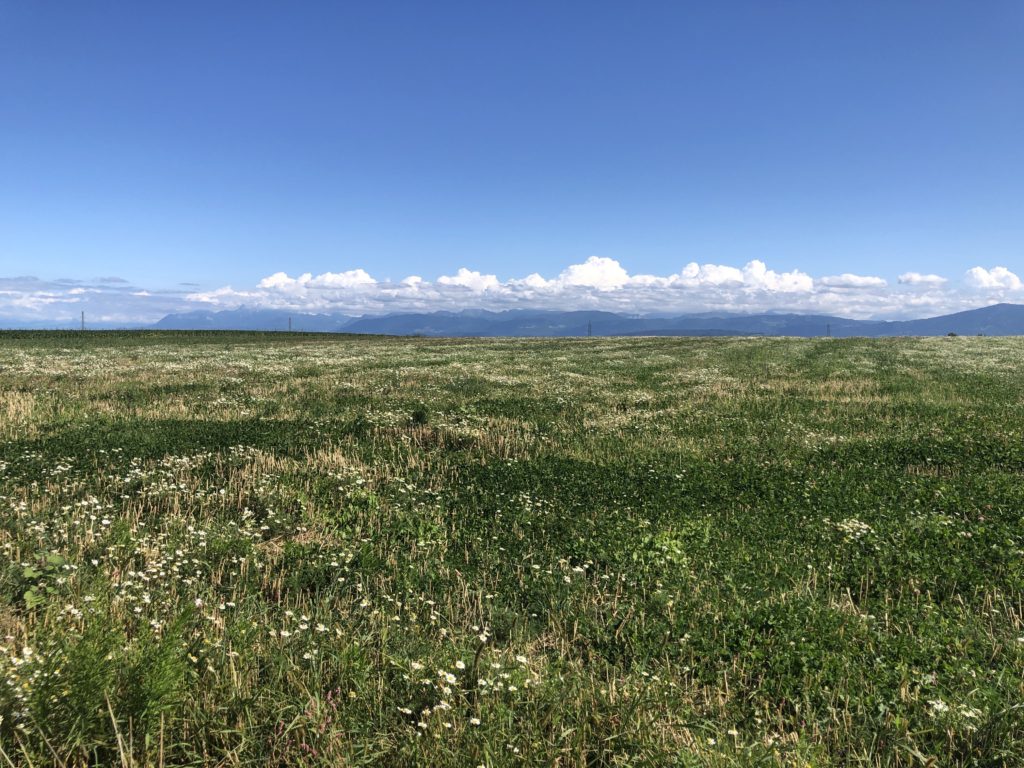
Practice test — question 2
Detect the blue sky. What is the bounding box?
[1,2,1022,322]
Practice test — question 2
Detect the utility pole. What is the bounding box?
[81,311,85,332]
[826,323,831,338]
[288,316,292,332]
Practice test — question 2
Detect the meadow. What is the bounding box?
[0,331,1021,767]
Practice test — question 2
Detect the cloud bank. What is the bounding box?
[1,258,1022,325]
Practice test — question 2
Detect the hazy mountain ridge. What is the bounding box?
[151,307,356,332]
[139,303,1024,337]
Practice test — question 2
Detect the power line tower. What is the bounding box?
[288,316,292,332]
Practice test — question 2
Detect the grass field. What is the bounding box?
[0,331,1022,766]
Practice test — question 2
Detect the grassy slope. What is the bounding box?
[0,332,1021,766]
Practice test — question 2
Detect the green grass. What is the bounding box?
[0,332,1021,766]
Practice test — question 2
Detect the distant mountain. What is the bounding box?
[343,310,664,336]
[857,303,1024,336]
[0,317,147,331]
[619,304,1024,337]
[153,307,355,332]
[138,302,1024,337]
[629,313,860,337]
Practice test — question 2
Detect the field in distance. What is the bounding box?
[0,332,1021,766]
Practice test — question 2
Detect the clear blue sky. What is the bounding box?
[1,2,1022,321]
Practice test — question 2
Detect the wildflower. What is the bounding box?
[470,717,481,726]
[928,699,950,715]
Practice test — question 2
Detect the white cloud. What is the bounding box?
[1,258,1022,324]
[964,266,1022,291]
[437,268,500,292]
[819,273,887,289]
[258,272,297,290]
[898,272,947,286]
[176,258,995,320]
[514,273,552,290]
[258,270,376,291]
[679,262,743,286]
[669,260,813,292]
[741,260,814,292]
[310,269,375,288]
[188,285,251,303]
[557,256,631,290]
[0,276,203,324]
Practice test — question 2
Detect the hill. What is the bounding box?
[151,303,1024,336]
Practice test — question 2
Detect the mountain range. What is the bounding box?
[6,303,1024,336]
[142,302,1024,337]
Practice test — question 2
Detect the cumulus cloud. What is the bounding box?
[258,272,299,290]
[964,266,1022,291]
[514,273,551,290]
[819,274,888,289]
[178,258,905,319]
[436,268,500,291]
[259,270,376,291]
[739,260,814,292]
[2,258,1022,325]
[557,256,631,289]
[899,272,948,286]
[668,260,813,292]
[679,262,743,286]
